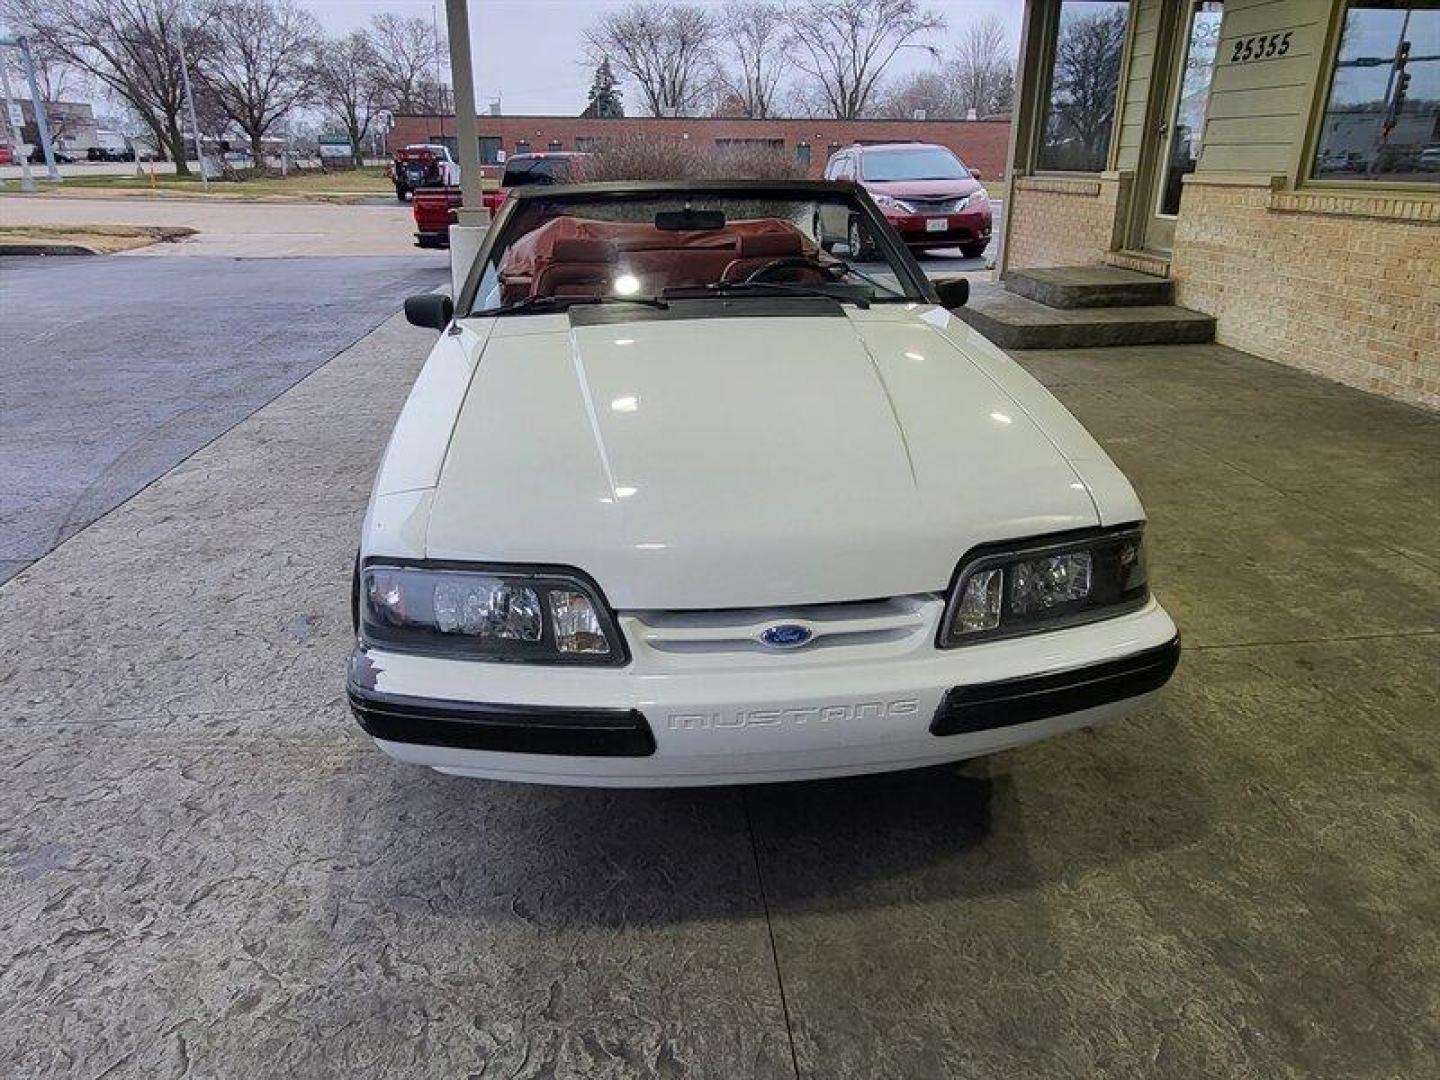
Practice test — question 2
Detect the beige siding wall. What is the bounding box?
[1198,0,1330,177]
[1113,0,1166,173]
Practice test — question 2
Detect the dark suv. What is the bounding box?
[819,142,992,258]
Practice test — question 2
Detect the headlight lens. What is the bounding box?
[873,194,915,214]
[360,564,624,664]
[939,527,1149,647]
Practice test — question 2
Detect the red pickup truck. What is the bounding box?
[412,151,590,248]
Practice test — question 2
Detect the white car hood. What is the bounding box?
[424,308,1103,609]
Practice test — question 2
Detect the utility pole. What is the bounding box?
[0,44,35,191]
[175,16,208,189]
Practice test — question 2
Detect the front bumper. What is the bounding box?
[885,207,993,248]
[347,599,1178,787]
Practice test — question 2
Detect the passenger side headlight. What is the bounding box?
[873,194,916,214]
[360,563,626,664]
[938,526,1149,647]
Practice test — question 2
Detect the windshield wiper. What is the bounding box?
[819,258,907,300]
[695,280,870,308]
[475,293,669,316]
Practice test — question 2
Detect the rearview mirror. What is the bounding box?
[655,208,725,231]
[405,293,454,330]
[935,278,970,309]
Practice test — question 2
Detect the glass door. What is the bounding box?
[1143,1,1223,253]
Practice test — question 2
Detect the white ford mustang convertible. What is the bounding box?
[349,180,1179,786]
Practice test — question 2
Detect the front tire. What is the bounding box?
[395,185,408,202]
[847,217,875,260]
[960,241,987,259]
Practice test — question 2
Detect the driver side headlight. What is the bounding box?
[938,526,1149,647]
[360,563,626,664]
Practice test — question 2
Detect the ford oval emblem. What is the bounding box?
[760,624,813,649]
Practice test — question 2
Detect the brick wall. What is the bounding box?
[1171,178,1440,410]
[390,114,1010,182]
[1003,174,1131,270]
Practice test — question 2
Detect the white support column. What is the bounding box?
[445,0,490,299]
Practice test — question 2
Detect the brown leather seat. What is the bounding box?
[533,237,619,298]
[721,231,809,282]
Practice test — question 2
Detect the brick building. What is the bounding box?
[998,0,1437,408]
[388,113,1011,183]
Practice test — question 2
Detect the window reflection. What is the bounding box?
[1313,2,1440,183]
[1037,0,1130,172]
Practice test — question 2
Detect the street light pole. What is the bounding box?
[175,20,208,189]
[15,36,58,181]
[0,45,35,191]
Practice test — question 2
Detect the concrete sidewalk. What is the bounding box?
[0,318,1436,1078]
[0,195,418,257]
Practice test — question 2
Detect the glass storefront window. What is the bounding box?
[1037,0,1130,172]
[1312,2,1439,184]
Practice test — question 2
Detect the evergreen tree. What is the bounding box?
[582,58,625,118]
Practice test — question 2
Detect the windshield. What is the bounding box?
[862,147,969,182]
[465,190,926,317]
[503,156,578,187]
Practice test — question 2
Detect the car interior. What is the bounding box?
[496,215,827,303]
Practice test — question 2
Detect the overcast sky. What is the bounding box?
[300,0,1025,115]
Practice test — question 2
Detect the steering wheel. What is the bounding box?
[744,256,844,283]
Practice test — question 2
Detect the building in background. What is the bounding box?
[388,114,1012,184]
[1000,0,1437,408]
[14,99,98,155]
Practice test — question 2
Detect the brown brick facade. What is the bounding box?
[389,114,1011,182]
[1170,178,1439,410]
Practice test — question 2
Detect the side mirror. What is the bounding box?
[935,278,970,309]
[404,293,454,330]
[971,168,983,180]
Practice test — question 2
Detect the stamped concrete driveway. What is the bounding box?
[0,313,1436,1078]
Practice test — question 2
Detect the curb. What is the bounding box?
[0,243,97,256]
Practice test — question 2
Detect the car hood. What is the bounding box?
[864,177,984,199]
[425,308,1101,609]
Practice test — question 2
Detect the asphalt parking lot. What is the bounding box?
[2,259,1435,1078]
[0,253,446,582]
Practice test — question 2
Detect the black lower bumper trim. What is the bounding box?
[349,685,656,757]
[931,635,1180,736]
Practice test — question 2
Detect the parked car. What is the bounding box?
[411,151,591,248]
[821,142,992,258]
[389,143,460,201]
[348,179,1180,787]
[0,144,11,166]
[87,145,136,162]
[29,147,76,164]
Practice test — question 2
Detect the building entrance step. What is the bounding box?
[1003,265,1174,308]
[955,283,1215,350]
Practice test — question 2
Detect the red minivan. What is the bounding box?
[819,142,992,258]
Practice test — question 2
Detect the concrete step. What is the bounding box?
[1003,265,1173,308]
[955,283,1215,350]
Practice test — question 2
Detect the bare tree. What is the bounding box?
[1,0,210,173]
[874,68,960,119]
[952,14,1011,118]
[196,0,318,168]
[784,0,945,120]
[583,2,717,117]
[716,2,786,119]
[310,29,382,166]
[368,12,448,114]
[1043,6,1126,170]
